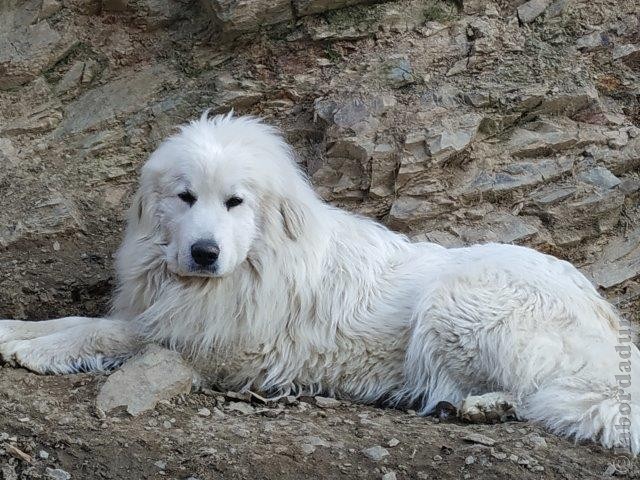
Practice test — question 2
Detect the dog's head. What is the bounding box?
[129,113,313,278]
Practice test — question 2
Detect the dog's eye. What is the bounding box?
[178,191,196,206]
[225,196,243,209]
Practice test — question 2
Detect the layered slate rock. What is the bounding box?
[0,21,76,89]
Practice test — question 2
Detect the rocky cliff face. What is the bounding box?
[0,0,638,320]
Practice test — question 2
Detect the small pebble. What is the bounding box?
[315,396,341,408]
[528,434,547,449]
[301,444,316,455]
[363,446,390,461]
[461,433,496,446]
[46,468,71,480]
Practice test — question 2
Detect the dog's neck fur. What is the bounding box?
[110,186,415,394]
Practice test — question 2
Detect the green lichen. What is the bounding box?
[423,1,457,23]
[322,3,384,31]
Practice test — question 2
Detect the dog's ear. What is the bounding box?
[128,184,158,237]
[280,196,306,241]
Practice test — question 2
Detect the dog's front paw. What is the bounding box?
[459,392,518,424]
[0,337,73,374]
[0,339,45,373]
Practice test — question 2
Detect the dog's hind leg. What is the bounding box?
[408,273,640,455]
[0,318,139,374]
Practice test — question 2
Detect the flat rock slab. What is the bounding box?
[517,0,551,24]
[55,64,175,136]
[96,345,199,416]
[0,21,77,89]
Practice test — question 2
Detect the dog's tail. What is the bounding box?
[522,302,639,456]
[523,375,639,455]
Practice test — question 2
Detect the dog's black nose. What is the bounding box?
[191,240,220,267]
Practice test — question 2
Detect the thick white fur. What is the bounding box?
[1,113,638,455]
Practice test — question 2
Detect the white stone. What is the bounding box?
[96,345,198,416]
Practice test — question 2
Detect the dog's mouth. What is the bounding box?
[183,266,219,278]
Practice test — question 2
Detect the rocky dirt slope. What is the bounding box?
[1,0,639,478]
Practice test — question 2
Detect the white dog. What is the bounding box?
[1,113,637,454]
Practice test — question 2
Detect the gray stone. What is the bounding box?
[619,178,640,196]
[586,228,640,288]
[362,445,389,461]
[303,435,330,447]
[607,130,629,149]
[576,31,606,51]
[516,84,599,119]
[612,44,640,63]
[0,138,18,166]
[317,94,395,135]
[0,192,84,248]
[382,472,397,480]
[387,438,400,447]
[56,61,86,94]
[2,102,64,135]
[384,56,414,88]
[577,167,621,190]
[388,196,452,230]
[427,130,472,159]
[446,58,468,77]
[227,401,256,414]
[0,0,44,33]
[45,468,71,480]
[211,73,265,110]
[462,157,574,196]
[201,0,293,34]
[461,432,496,446]
[96,345,198,416]
[517,0,551,24]
[529,185,576,206]
[545,0,567,17]
[527,434,548,449]
[56,65,175,135]
[423,117,483,164]
[0,21,77,89]
[544,190,625,246]
[300,443,316,455]
[315,396,341,408]
[509,129,578,158]
[370,142,397,199]
[452,213,538,244]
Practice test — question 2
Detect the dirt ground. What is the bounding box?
[1,0,640,478]
[0,366,637,480]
